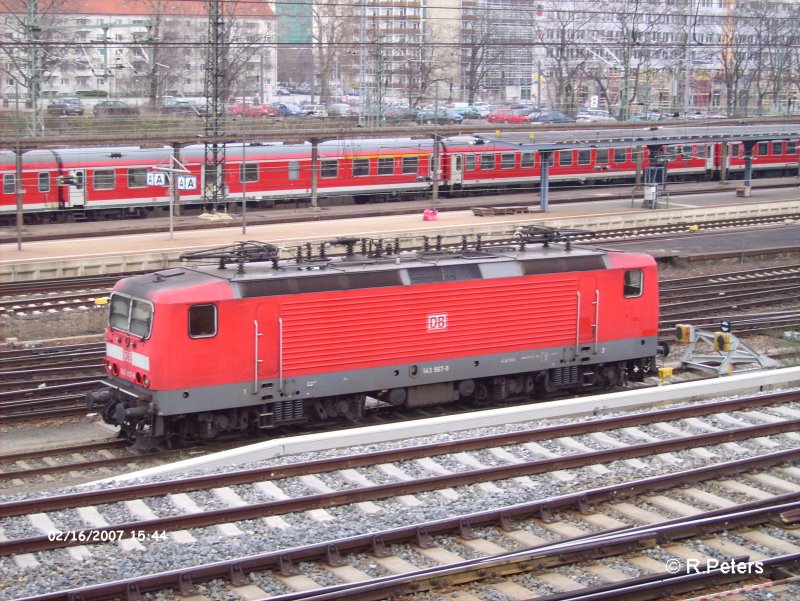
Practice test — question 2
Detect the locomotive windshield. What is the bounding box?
[109,293,153,338]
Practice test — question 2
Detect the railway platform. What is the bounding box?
[1,177,799,283]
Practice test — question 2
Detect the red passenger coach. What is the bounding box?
[87,228,661,448]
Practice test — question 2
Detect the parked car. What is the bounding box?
[454,105,482,119]
[227,101,279,117]
[46,98,84,116]
[383,107,419,122]
[327,103,354,117]
[471,102,491,117]
[93,100,139,116]
[415,108,464,125]
[268,102,304,117]
[687,111,728,119]
[576,108,617,123]
[304,104,329,117]
[527,110,574,124]
[159,100,199,116]
[629,110,672,122]
[487,108,533,124]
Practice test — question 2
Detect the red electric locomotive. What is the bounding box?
[87,227,661,448]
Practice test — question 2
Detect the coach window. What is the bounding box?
[352,158,370,177]
[321,159,338,178]
[771,141,784,155]
[559,150,573,166]
[3,173,14,194]
[93,169,115,190]
[577,149,591,166]
[613,148,627,164]
[596,149,609,165]
[788,141,797,154]
[378,157,394,175]
[127,167,148,188]
[501,153,515,169]
[38,172,50,192]
[624,269,644,298]
[189,304,217,339]
[481,153,495,170]
[402,156,418,174]
[696,145,706,158]
[240,162,259,183]
[521,152,535,168]
[757,142,768,156]
[288,160,299,180]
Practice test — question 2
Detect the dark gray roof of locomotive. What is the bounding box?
[160,243,613,299]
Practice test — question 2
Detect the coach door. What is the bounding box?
[450,154,463,185]
[66,169,86,207]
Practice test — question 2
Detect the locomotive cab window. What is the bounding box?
[189,304,217,338]
[109,293,153,338]
[623,269,644,298]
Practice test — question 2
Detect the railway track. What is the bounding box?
[1,390,799,600]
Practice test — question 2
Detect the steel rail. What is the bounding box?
[0,440,127,463]
[1,418,798,557]
[261,501,800,601]
[1,389,796,518]
[14,449,800,601]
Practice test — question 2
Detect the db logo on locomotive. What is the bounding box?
[427,313,448,332]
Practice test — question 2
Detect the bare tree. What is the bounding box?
[313,0,356,104]
[460,1,502,105]
[398,20,454,107]
[743,0,797,115]
[528,0,593,113]
[0,0,71,102]
[586,0,662,119]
